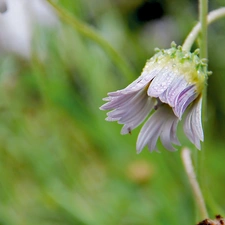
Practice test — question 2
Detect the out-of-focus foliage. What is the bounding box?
[0,0,225,224]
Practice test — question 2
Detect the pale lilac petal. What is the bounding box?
[100,92,136,110]
[118,90,150,122]
[147,68,177,97]
[104,89,155,133]
[159,76,188,107]
[105,68,156,98]
[146,119,164,152]
[183,109,195,144]
[105,110,123,121]
[170,119,180,145]
[120,97,155,134]
[137,106,177,153]
[136,112,163,153]
[183,97,203,149]
[123,68,159,92]
[160,115,180,151]
[173,85,197,119]
[106,89,146,121]
[193,97,204,141]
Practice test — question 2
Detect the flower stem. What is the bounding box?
[46,0,135,80]
[182,7,225,52]
[181,148,209,220]
[199,0,208,59]
[199,0,208,172]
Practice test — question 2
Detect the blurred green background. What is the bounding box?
[0,0,225,224]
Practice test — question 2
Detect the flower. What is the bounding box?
[100,43,207,153]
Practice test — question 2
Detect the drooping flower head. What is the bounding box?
[100,42,207,153]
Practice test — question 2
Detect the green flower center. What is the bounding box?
[144,43,207,95]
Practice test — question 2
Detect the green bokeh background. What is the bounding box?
[0,0,225,224]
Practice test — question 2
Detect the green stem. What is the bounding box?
[199,0,208,59]
[199,0,208,136]
[182,7,225,51]
[198,1,208,221]
[46,0,135,80]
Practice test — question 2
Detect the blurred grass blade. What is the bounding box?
[47,0,135,80]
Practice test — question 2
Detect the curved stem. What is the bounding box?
[182,7,225,51]
[181,148,209,220]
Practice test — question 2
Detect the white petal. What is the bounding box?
[160,115,180,151]
[141,118,164,152]
[147,67,177,98]
[100,92,136,110]
[118,90,149,122]
[183,108,195,142]
[192,97,204,141]
[137,106,173,153]
[170,119,180,145]
[124,68,159,92]
[111,89,147,120]
[121,97,155,134]
[183,97,203,149]
[104,89,154,133]
[160,76,188,107]
[173,85,197,119]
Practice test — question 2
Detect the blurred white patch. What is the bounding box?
[0,0,7,13]
[0,0,58,59]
